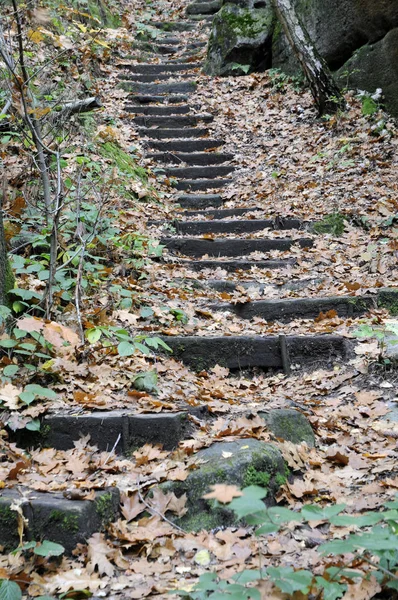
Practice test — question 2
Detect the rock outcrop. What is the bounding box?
[205,0,398,117]
[204,3,274,76]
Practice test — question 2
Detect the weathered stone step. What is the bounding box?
[209,294,379,321]
[140,127,210,140]
[122,72,195,83]
[177,193,224,208]
[182,207,262,217]
[150,20,199,31]
[186,0,222,15]
[182,258,294,271]
[159,218,304,235]
[129,94,190,104]
[189,14,215,21]
[165,165,235,179]
[148,138,225,151]
[148,151,234,165]
[205,277,323,294]
[123,62,202,74]
[0,488,119,554]
[125,104,191,115]
[162,236,313,256]
[34,410,204,452]
[119,81,196,94]
[160,335,351,371]
[134,114,213,127]
[175,178,233,191]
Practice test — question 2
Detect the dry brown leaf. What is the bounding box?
[203,484,243,504]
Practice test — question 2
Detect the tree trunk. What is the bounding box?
[271,0,344,116]
[0,195,14,307]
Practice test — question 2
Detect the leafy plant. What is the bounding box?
[353,320,398,364]
[313,213,346,236]
[175,487,398,600]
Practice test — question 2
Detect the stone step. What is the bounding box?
[140,127,210,139]
[119,81,196,94]
[208,294,380,321]
[0,488,119,554]
[161,335,351,371]
[122,72,195,82]
[125,104,191,115]
[186,0,222,15]
[148,151,234,165]
[123,62,202,74]
[150,21,199,31]
[175,178,233,191]
[32,410,205,453]
[148,138,225,151]
[177,193,225,208]
[134,114,213,127]
[162,236,313,256]
[129,94,190,104]
[206,277,322,294]
[151,44,180,55]
[181,207,262,217]
[159,218,304,235]
[182,258,295,271]
[165,165,235,179]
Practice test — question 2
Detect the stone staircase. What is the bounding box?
[3,0,397,553]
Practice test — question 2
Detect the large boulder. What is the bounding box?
[273,0,398,71]
[160,439,287,531]
[204,3,274,76]
[336,29,398,118]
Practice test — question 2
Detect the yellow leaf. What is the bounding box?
[194,549,211,566]
[27,29,44,43]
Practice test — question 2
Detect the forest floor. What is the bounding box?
[0,0,398,598]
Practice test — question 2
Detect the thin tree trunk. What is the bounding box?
[0,191,14,307]
[271,0,344,115]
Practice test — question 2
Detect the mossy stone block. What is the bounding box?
[260,409,315,447]
[159,439,286,531]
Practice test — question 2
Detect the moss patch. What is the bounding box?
[95,493,115,526]
[49,510,79,533]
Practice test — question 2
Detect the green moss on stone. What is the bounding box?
[220,6,272,38]
[378,293,398,316]
[49,510,79,532]
[95,493,115,525]
[244,465,271,489]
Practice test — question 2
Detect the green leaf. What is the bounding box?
[319,538,358,555]
[26,419,41,432]
[315,577,346,600]
[134,341,151,355]
[86,327,102,344]
[133,370,158,393]
[229,486,268,518]
[23,384,56,399]
[0,339,18,348]
[266,506,303,524]
[3,365,19,377]
[18,391,36,405]
[140,306,154,318]
[117,341,136,356]
[255,521,281,535]
[231,570,262,584]
[330,513,383,527]
[301,504,346,521]
[34,540,64,557]
[266,567,313,594]
[0,580,22,600]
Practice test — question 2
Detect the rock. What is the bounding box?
[260,409,315,448]
[271,0,398,117]
[0,488,119,554]
[160,439,287,531]
[273,0,398,72]
[336,29,398,118]
[204,3,274,76]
